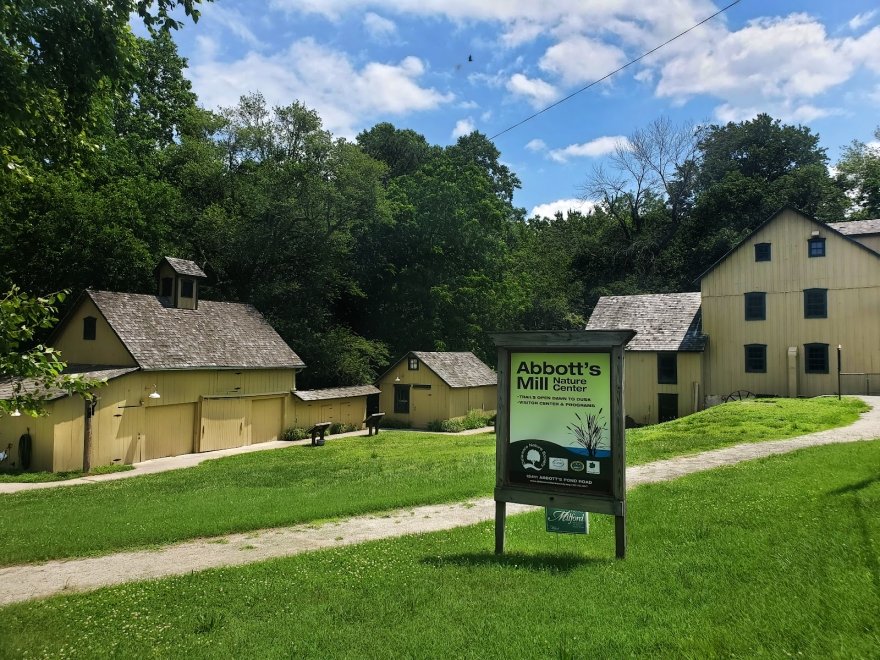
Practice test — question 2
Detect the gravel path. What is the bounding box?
[1,399,877,606]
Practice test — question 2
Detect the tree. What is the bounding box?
[835,128,880,220]
[0,287,97,417]
[356,122,434,181]
[0,0,209,172]
[681,113,847,282]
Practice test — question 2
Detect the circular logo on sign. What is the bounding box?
[520,443,547,471]
[570,461,585,472]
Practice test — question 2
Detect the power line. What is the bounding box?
[489,0,743,141]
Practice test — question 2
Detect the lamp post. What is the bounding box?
[837,345,842,400]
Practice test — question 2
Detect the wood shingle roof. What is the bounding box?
[294,385,380,401]
[411,351,497,388]
[157,257,206,278]
[827,219,880,236]
[0,366,138,402]
[586,292,706,352]
[86,290,305,370]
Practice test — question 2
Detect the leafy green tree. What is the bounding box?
[835,128,880,220]
[0,287,98,417]
[356,122,435,181]
[0,0,209,172]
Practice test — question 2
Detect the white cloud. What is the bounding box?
[363,12,397,40]
[525,138,546,152]
[530,198,598,219]
[506,73,558,108]
[189,38,453,137]
[451,117,475,139]
[654,15,880,123]
[202,4,262,47]
[548,136,629,162]
[849,10,877,31]
[538,36,626,85]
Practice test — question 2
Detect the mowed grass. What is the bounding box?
[626,396,868,464]
[0,463,133,483]
[2,440,877,659]
[0,397,867,566]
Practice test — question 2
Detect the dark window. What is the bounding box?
[657,353,677,384]
[161,277,173,297]
[83,316,97,341]
[393,384,410,414]
[408,357,419,370]
[808,237,825,257]
[804,343,829,374]
[754,243,771,262]
[412,384,431,390]
[658,394,678,423]
[744,344,767,373]
[804,288,827,318]
[744,292,766,321]
[180,278,194,298]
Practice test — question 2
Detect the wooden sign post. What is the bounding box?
[491,330,634,559]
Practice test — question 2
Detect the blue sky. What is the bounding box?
[162,1,880,217]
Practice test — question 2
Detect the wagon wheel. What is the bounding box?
[724,390,755,402]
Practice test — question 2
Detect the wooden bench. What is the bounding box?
[364,412,385,436]
[309,422,332,446]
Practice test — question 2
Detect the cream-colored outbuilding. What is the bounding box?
[291,385,380,429]
[586,293,706,425]
[376,352,497,428]
[0,258,308,472]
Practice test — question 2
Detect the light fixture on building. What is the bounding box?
[148,386,161,400]
[10,408,21,417]
[811,230,820,237]
[394,376,401,383]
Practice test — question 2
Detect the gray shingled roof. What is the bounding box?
[0,366,138,402]
[827,219,880,235]
[412,352,497,387]
[87,290,305,370]
[586,292,706,352]
[295,385,380,401]
[160,257,207,278]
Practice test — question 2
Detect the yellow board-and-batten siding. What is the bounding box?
[377,352,497,428]
[624,352,703,425]
[51,297,137,367]
[701,208,880,398]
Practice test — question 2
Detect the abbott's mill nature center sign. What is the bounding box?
[491,330,635,559]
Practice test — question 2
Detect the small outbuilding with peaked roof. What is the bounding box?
[376,351,497,428]
[587,292,706,425]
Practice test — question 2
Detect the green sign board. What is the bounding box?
[491,330,634,559]
[546,508,589,534]
[508,351,612,497]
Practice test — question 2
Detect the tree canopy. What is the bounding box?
[1,4,874,392]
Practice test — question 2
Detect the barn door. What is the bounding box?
[200,398,247,452]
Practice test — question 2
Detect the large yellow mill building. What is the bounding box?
[0,258,377,472]
[587,208,880,424]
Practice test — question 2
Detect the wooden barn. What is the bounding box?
[376,351,497,428]
[1,257,311,472]
[587,292,706,425]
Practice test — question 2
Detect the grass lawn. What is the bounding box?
[0,397,867,566]
[0,463,133,483]
[1,440,877,658]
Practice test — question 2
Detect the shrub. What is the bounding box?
[439,418,466,432]
[328,422,360,435]
[429,409,495,433]
[281,427,309,441]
